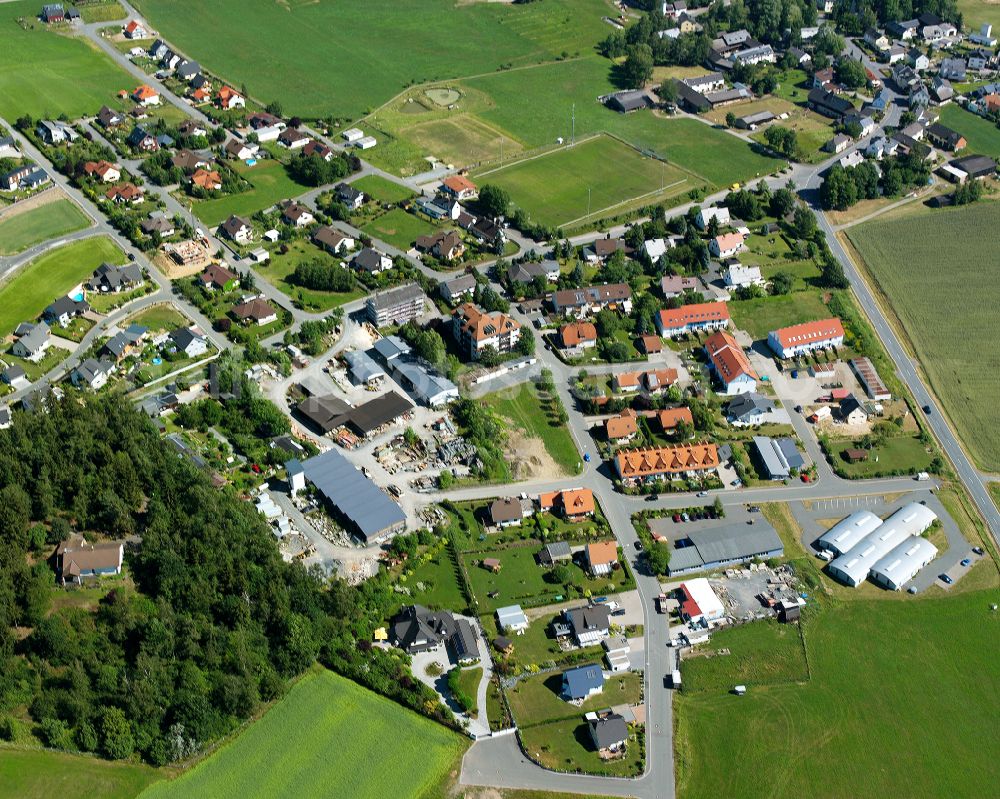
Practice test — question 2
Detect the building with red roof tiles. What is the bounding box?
[656,302,730,337]
[767,317,844,359]
[614,442,719,483]
[704,329,758,395]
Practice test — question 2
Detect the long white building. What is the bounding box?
[826,503,938,588]
[870,537,939,591]
[816,510,884,556]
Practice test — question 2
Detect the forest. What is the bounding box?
[0,396,450,765]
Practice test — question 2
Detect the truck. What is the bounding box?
[656,593,668,614]
[915,472,930,481]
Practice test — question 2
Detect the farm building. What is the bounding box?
[827,503,938,588]
[870,536,939,590]
[850,357,891,400]
[816,510,884,556]
[678,578,726,624]
[665,521,784,575]
[291,449,406,545]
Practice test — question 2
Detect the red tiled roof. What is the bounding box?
[704,329,757,384]
[770,317,844,349]
[615,442,720,478]
[657,302,730,332]
[559,322,597,348]
[656,407,693,431]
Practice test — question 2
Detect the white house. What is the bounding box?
[696,206,731,229]
[723,263,763,289]
[710,232,745,258]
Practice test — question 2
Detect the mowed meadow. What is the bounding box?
[138,669,466,799]
[675,588,1000,799]
[0,1,132,119]
[846,201,1000,471]
[132,0,611,119]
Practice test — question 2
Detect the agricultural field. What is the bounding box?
[938,103,1000,159]
[483,380,581,475]
[0,2,132,119]
[674,589,1000,799]
[474,135,697,229]
[0,235,125,338]
[846,201,1000,470]
[132,0,610,119]
[0,749,161,799]
[191,160,312,227]
[139,669,466,799]
[0,198,92,255]
[360,207,439,250]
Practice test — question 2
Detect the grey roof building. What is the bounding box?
[589,711,629,751]
[562,663,605,701]
[752,436,805,480]
[665,521,784,575]
[726,392,775,424]
[539,540,573,564]
[390,605,480,663]
[343,349,386,384]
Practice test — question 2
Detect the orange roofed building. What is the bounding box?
[539,488,595,521]
[656,302,730,338]
[614,442,719,484]
[440,174,477,200]
[656,406,694,433]
[767,317,844,359]
[585,540,619,576]
[216,86,245,110]
[612,368,678,394]
[452,303,521,360]
[559,321,598,351]
[605,408,639,442]
[704,329,758,395]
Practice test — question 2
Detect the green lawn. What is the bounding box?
[133,0,610,119]
[728,290,835,341]
[360,207,438,250]
[519,717,644,777]
[256,239,365,312]
[481,610,605,670]
[405,544,470,613]
[192,160,312,227]
[0,236,125,338]
[824,434,935,478]
[0,199,92,256]
[474,135,697,229]
[79,1,126,23]
[0,749,161,799]
[128,306,189,331]
[847,201,1000,470]
[0,2,133,119]
[507,671,642,728]
[454,666,483,717]
[483,380,580,475]
[957,0,1000,30]
[938,103,1000,160]
[675,589,1000,799]
[681,620,808,694]
[351,175,416,204]
[140,669,466,799]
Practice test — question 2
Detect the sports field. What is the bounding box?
[675,589,1000,799]
[0,236,125,338]
[0,2,131,119]
[0,749,160,799]
[474,135,697,229]
[132,0,610,119]
[846,202,1000,471]
[140,669,465,799]
[0,199,92,255]
[938,103,1000,159]
[192,160,312,227]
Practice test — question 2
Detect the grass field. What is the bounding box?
[128,305,188,331]
[474,135,696,229]
[0,749,161,799]
[938,103,1000,159]
[351,175,416,204]
[728,290,834,340]
[847,201,1000,470]
[140,669,465,799]
[0,236,125,338]
[957,0,1000,30]
[519,717,644,777]
[0,199,91,255]
[133,0,610,119]
[674,589,1000,798]
[256,239,365,312]
[484,380,580,474]
[360,207,438,250]
[0,2,132,119]
[824,435,934,478]
[192,160,312,227]
[507,671,642,728]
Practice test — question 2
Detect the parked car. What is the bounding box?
[940,574,954,585]
[801,473,811,483]
[611,608,626,617]
[646,493,659,502]
[673,513,681,523]
[634,541,644,551]
[907,586,918,594]
[681,512,690,522]
[972,547,984,556]
[696,491,708,497]
[961,558,972,567]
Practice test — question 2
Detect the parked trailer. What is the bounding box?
[671,670,682,689]
[656,593,668,613]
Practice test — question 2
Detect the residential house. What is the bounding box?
[225,138,258,161]
[219,214,253,244]
[20,168,48,190]
[788,46,811,66]
[71,358,115,390]
[888,19,920,40]
[612,368,678,394]
[335,182,364,210]
[507,260,560,284]
[232,298,278,326]
[127,126,158,152]
[733,44,776,65]
[695,205,731,229]
[968,49,993,71]
[390,605,479,664]
[415,230,465,260]
[826,133,851,153]
[41,4,64,23]
[539,488,595,521]
[768,318,845,358]
[96,106,124,129]
[175,60,201,81]
[704,330,757,395]
[1,365,28,391]
[660,274,700,297]
[352,247,393,274]
[839,394,869,425]
[172,148,210,172]
[489,497,526,528]
[939,58,966,81]
[925,122,966,151]
[132,84,160,106]
[726,392,777,426]
[908,49,930,71]
[123,19,147,38]
[550,284,632,316]
[36,119,78,144]
[44,295,90,327]
[190,168,222,191]
[723,263,763,289]
[88,262,143,293]
[82,160,120,182]
[11,322,50,360]
[438,273,478,304]
[657,406,693,433]
[280,200,314,227]
[56,537,124,584]
[496,605,529,635]
[170,327,209,358]
[303,140,333,161]
[216,86,245,110]
[561,664,605,702]
[440,174,477,200]
[0,166,30,191]
[105,182,143,204]
[709,231,745,258]
[312,225,354,255]
[605,89,653,113]
[656,302,730,337]
[565,605,611,647]
[808,87,854,119]
[467,216,505,250]
[865,28,890,50]
[538,541,573,566]
[614,442,720,483]
[198,263,239,291]
[588,711,629,754]
[587,237,630,263]
[585,541,619,576]
[278,128,310,149]
[605,409,639,443]
[452,303,521,360]
[558,321,598,352]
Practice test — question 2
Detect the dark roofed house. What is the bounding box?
[588,711,629,753]
[950,154,997,179]
[231,298,278,326]
[390,605,480,663]
[566,604,611,646]
[538,540,573,565]
[335,182,364,210]
[219,214,253,243]
[489,497,525,528]
[56,536,124,584]
[89,262,143,293]
[97,105,124,128]
[926,123,966,152]
[605,90,653,113]
[561,664,605,702]
[808,87,854,119]
[198,263,238,291]
[44,295,90,327]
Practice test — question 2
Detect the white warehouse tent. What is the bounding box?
[827,503,938,588]
[817,510,884,555]
[871,537,939,591]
